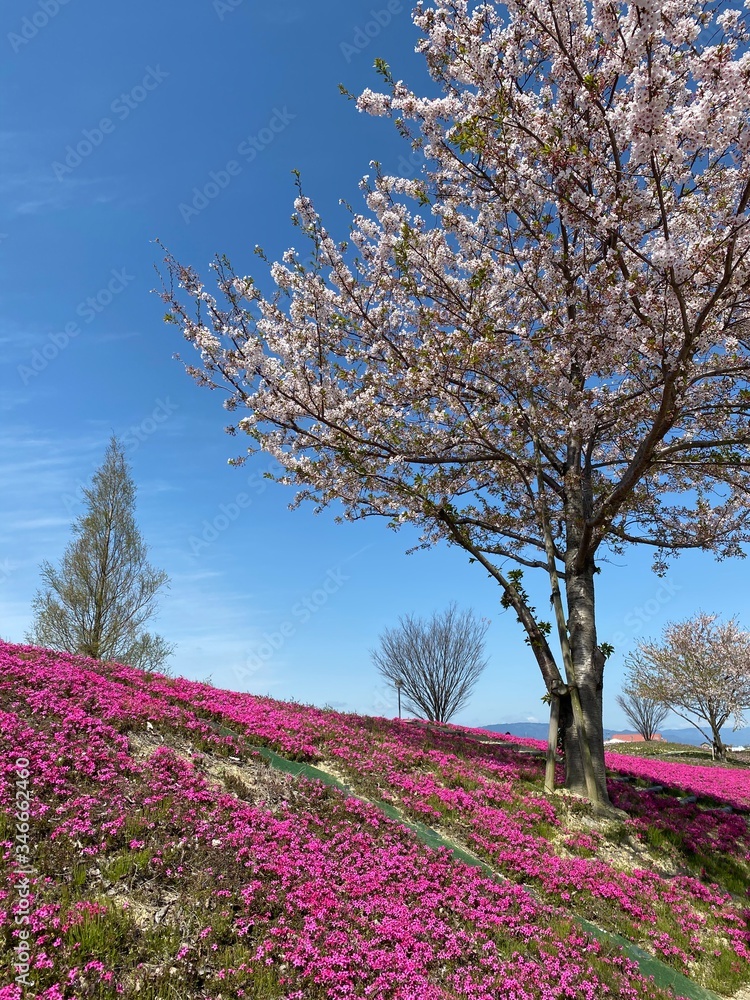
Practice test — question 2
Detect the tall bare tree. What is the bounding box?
[615,684,669,741]
[27,437,174,673]
[371,603,489,723]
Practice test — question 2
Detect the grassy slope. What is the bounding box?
[1,642,749,1000]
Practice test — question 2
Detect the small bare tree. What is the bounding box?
[615,683,669,741]
[371,603,489,723]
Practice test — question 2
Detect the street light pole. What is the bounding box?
[395,678,403,720]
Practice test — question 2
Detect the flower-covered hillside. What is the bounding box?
[1,641,748,999]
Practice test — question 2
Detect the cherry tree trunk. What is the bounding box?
[558,678,608,801]
[561,552,611,805]
[708,716,728,760]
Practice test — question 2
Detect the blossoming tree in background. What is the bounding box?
[162,0,750,808]
[624,613,750,758]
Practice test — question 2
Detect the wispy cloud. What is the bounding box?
[94,330,141,344]
[140,479,184,496]
[171,570,224,583]
[10,516,71,531]
[0,429,107,544]
[0,597,34,644]
[0,131,116,219]
[0,384,54,410]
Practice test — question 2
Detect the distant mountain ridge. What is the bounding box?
[482,721,750,746]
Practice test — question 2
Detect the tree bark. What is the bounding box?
[562,556,610,805]
[708,711,728,760]
[438,503,611,805]
[558,676,608,800]
[545,694,561,794]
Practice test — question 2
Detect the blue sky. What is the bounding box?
[1,0,748,731]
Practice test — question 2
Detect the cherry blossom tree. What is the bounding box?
[624,613,750,759]
[161,0,750,808]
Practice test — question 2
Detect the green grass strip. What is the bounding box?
[247,743,723,1000]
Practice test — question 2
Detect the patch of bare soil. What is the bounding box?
[63,726,313,987]
[126,727,301,810]
[553,804,682,877]
[307,757,355,791]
